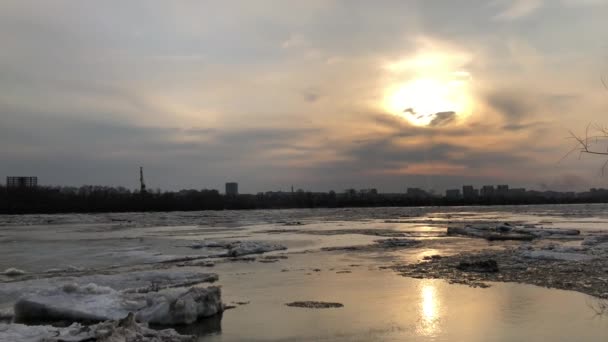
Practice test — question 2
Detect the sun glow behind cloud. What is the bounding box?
[382,44,475,127]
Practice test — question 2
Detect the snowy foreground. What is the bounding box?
[2,206,608,341]
[1,273,223,341]
[1,313,194,342]
[0,241,284,341]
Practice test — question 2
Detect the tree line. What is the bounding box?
[1,185,607,214]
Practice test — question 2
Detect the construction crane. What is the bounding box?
[140,167,147,193]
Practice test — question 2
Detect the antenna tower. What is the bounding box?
[140,167,146,193]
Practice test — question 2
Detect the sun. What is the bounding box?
[384,77,473,127]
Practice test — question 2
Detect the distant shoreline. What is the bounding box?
[1,193,607,216]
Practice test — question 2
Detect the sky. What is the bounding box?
[1,0,608,194]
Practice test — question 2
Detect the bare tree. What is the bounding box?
[565,124,608,174]
[564,77,608,174]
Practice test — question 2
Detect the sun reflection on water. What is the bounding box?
[418,282,441,336]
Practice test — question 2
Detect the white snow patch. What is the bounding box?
[0,308,13,321]
[226,241,287,257]
[0,315,194,342]
[136,287,223,325]
[61,282,115,295]
[189,241,228,249]
[14,285,141,323]
[14,285,222,325]
[0,270,218,311]
[2,268,26,276]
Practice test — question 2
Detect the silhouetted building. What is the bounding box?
[225,182,239,196]
[445,189,461,200]
[406,188,429,198]
[6,176,38,188]
[359,188,378,196]
[480,185,495,197]
[508,188,526,198]
[496,185,509,195]
[462,185,477,200]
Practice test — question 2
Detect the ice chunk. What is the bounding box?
[512,227,580,237]
[447,226,534,241]
[447,225,579,241]
[0,270,218,310]
[226,241,286,257]
[136,286,223,325]
[189,241,228,249]
[0,323,59,342]
[0,308,13,322]
[582,234,608,246]
[61,282,116,295]
[14,284,142,323]
[375,238,420,248]
[2,268,26,276]
[14,284,223,326]
[0,313,194,342]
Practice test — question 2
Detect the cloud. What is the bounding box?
[502,122,543,131]
[281,34,307,49]
[301,88,322,103]
[429,111,457,127]
[371,162,468,176]
[561,0,608,6]
[486,91,535,120]
[493,0,544,20]
[0,1,605,192]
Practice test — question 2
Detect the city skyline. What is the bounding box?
[1,1,608,193]
[4,173,606,198]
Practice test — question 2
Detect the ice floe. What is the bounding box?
[1,313,194,342]
[14,284,223,325]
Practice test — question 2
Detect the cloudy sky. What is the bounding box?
[1,0,607,193]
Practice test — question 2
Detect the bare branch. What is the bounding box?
[568,126,608,156]
[564,125,608,174]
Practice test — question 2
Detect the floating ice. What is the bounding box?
[226,241,286,257]
[188,241,228,249]
[1,313,194,342]
[582,235,608,246]
[14,284,223,325]
[447,224,580,241]
[14,283,140,323]
[0,270,218,313]
[136,287,223,325]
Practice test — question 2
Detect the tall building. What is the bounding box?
[462,185,477,200]
[6,176,38,188]
[496,185,509,196]
[225,182,239,196]
[481,185,495,197]
[445,189,461,200]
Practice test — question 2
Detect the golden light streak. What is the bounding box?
[418,282,441,336]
